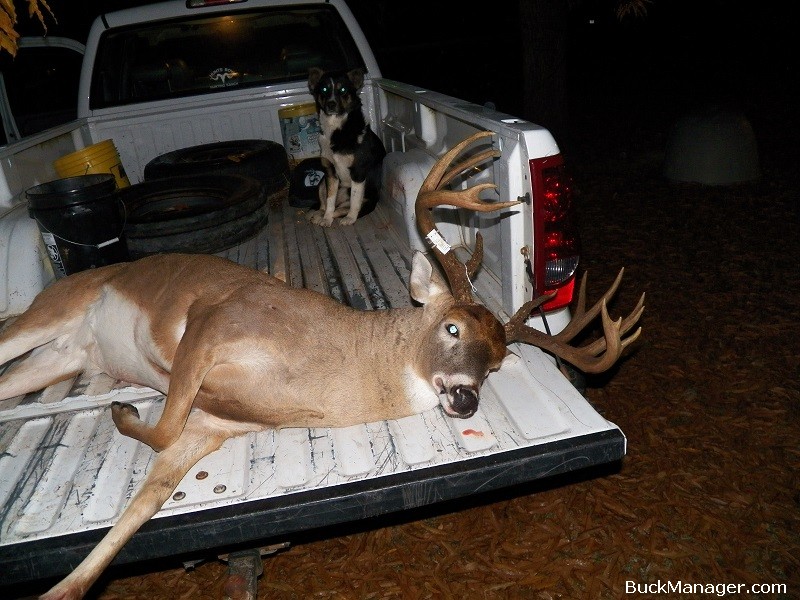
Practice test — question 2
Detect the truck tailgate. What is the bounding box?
[0,199,625,585]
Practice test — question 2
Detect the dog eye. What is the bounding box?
[446,323,459,338]
[321,86,329,94]
[339,87,348,94]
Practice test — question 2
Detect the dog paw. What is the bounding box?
[339,215,357,226]
[309,211,334,227]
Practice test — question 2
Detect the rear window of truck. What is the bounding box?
[89,4,365,109]
[0,43,83,143]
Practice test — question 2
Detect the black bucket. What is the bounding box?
[26,174,130,278]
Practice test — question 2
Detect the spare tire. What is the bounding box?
[120,174,268,257]
[144,139,289,195]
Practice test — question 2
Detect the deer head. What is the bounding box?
[403,251,506,418]
[415,130,644,381]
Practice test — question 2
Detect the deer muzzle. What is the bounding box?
[449,385,479,418]
[435,375,480,419]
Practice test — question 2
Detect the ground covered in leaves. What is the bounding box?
[18,101,799,599]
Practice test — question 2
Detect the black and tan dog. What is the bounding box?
[307,67,386,226]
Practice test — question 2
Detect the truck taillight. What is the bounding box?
[529,154,580,311]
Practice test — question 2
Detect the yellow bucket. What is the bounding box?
[279,102,321,166]
[54,139,131,188]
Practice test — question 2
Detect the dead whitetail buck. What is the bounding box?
[0,131,642,600]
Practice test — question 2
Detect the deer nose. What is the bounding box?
[451,386,479,416]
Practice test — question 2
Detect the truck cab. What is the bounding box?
[0,37,85,145]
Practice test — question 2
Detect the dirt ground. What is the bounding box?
[16,100,799,599]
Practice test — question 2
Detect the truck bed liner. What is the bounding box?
[0,198,625,585]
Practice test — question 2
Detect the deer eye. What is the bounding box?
[446,323,460,338]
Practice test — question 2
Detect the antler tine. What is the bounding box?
[560,269,646,344]
[465,234,484,280]
[419,130,494,193]
[558,268,623,342]
[416,131,521,304]
[579,292,645,357]
[438,147,499,189]
[504,269,645,374]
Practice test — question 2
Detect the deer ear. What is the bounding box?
[409,252,449,304]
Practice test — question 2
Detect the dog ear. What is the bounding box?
[308,67,324,93]
[347,68,365,91]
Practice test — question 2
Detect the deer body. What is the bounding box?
[0,252,506,434]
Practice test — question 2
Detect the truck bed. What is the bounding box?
[0,195,625,586]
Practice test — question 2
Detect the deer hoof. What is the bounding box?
[111,401,140,426]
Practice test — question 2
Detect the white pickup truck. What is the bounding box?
[0,0,631,593]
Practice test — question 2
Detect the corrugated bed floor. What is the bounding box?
[9,130,799,599]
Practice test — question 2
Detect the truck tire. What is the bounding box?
[143,139,289,195]
[120,174,268,257]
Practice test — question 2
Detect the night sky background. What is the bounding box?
[12,0,797,162]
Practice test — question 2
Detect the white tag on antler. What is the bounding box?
[425,229,451,255]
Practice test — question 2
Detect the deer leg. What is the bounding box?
[0,315,80,366]
[112,323,217,452]
[0,343,84,400]
[0,269,108,368]
[39,411,230,600]
[112,374,205,453]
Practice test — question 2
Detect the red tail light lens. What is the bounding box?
[529,154,580,310]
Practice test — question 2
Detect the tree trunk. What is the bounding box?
[519,0,570,145]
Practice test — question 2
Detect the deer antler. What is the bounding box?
[504,268,645,373]
[416,130,644,374]
[415,131,521,303]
